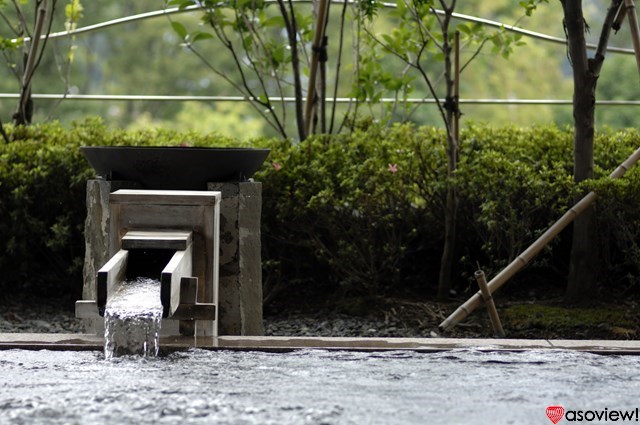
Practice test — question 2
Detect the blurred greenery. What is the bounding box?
[0,1,638,131]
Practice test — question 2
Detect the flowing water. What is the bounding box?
[103,277,163,359]
[0,348,639,424]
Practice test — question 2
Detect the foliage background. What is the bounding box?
[3,120,640,301]
[0,1,637,133]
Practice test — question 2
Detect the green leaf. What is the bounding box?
[242,35,253,49]
[385,78,403,91]
[192,32,214,42]
[167,0,196,9]
[457,23,471,35]
[261,15,285,28]
[381,34,394,46]
[65,0,84,21]
[360,0,380,20]
[67,44,77,63]
[171,21,188,39]
[0,36,22,51]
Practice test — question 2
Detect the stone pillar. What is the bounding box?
[207,181,264,336]
[82,179,264,336]
[83,180,138,333]
[83,180,141,304]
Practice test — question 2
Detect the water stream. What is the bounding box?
[103,277,163,359]
[0,348,639,424]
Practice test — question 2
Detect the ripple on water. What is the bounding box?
[0,348,639,425]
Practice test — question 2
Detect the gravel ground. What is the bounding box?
[0,297,440,337]
[3,295,637,340]
[264,313,439,338]
[0,298,86,334]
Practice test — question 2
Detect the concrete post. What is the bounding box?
[208,181,264,336]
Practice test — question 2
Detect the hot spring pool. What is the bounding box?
[1,348,639,424]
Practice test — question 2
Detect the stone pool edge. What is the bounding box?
[0,333,639,355]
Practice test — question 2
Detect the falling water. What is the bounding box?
[103,277,163,359]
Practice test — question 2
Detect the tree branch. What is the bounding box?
[201,9,288,138]
[0,118,9,143]
[237,9,289,125]
[276,0,306,140]
[0,10,20,36]
[592,0,624,75]
[329,0,349,134]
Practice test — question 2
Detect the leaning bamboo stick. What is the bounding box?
[475,269,505,337]
[439,144,640,331]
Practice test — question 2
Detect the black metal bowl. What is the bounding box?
[81,146,270,189]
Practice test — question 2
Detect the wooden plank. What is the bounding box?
[97,249,128,315]
[122,230,192,250]
[178,276,198,336]
[74,300,100,319]
[179,276,198,304]
[172,303,217,320]
[114,205,205,232]
[160,243,193,318]
[110,189,221,206]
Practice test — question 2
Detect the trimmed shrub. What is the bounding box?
[257,124,436,298]
[0,124,93,296]
[455,125,575,278]
[0,119,249,297]
[2,119,640,300]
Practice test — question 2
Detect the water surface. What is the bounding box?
[0,348,639,424]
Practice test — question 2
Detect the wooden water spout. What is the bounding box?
[76,190,221,337]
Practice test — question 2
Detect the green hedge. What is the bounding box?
[0,119,244,297]
[2,119,640,299]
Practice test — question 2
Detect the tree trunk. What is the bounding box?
[567,86,598,299]
[437,171,457,300]
[276,0,306,141]
[562,0,622,301]
[437,10,458,300]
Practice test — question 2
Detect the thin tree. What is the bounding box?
[0,0,83,139]
[561,0,623,300]
[166,0,355,141]
[360,0,527,299]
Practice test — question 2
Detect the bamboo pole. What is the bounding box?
[303,0,330,137]
[439,144,640,331]
[625,0,640,75]
[475,269,505,337]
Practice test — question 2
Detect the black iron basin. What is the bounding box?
[81,146,270,189]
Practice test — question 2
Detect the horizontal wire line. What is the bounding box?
[0,93,638,106]
[16,2,636,55]
[4,3,636,107]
